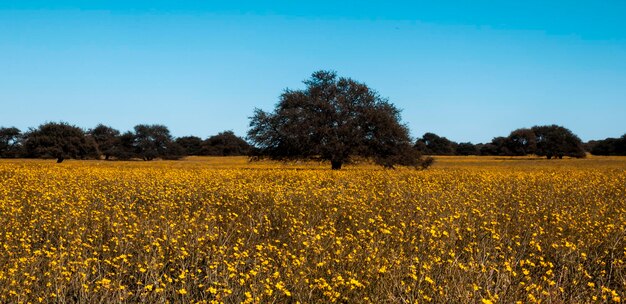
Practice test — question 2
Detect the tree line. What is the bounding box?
[245,70,625,169]
[415,127,626,158]
[1,70,624,168]
[1,120,624,165]
[0,123,250,163]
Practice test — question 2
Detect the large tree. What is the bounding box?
[0,127,22,158]
[248,70,424,170]
[23,122,96,163]
[531,125,586,159]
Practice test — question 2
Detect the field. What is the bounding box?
[0,156,625,303]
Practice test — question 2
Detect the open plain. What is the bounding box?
[0,156,624,303]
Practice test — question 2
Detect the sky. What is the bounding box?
[1,1,625,143]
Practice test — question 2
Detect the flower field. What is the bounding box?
[0,157,625,303]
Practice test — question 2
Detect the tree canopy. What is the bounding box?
[478,125,586,159]
[507,128,537,156]
[248,70,423,169]
[176,136,204,156]
[415,132,457,155]
[133,124,184,160]
[0,127,22,158]
[532,125,586,159]
[0,123,243,161]
[23,122,97,163]
[204,131,251,156]
[589,134,626,156]
[455,142,479,156]
[89,124,121,160]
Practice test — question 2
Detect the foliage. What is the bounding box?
[415,132,457,155]
[590,134,626,156]
[0,119,609,162]
[109,131,137,160]
[481,126,586,158]
[203,131,251,156]
[2,122,252,161]
[480,137,511,156]
[0,157,624,302]
[248,70,423,169]
[175,136,204,156]
[133,124,183,161]
[162,141,186,160]
[22,122,97,162]
[0,127,22,158]
[89,124,121,160]
[507,128,537,156]
[455,142,479,156]
[532,125,586,159]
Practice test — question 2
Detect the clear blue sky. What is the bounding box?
[1,1,625,143]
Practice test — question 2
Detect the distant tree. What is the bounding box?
[455,142,479,156]
[203,131,251,156]
[415,132,456,155]
[248,70,427,169]
[583,140,598,153]
[23,122,96,163]
[589,138,616,155]
[89,124,120,160]
[133,124,179,160]
[480,137,512,156]
[176,136,205,156]
[414,140,429,155]
[162,141,186,160]
[617,134,626,155]
[531,125,586,159]
[479,143,496,156]
[590,134,626,156]
[110,131,137,160]
[0,127,22,157]
[0,127,22,158]
[83,134,101,159]
[507,128,536,156]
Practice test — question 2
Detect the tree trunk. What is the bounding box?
[56,157,64,163]
[331,160,343,170]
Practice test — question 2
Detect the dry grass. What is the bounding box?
[0,156,624,303]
